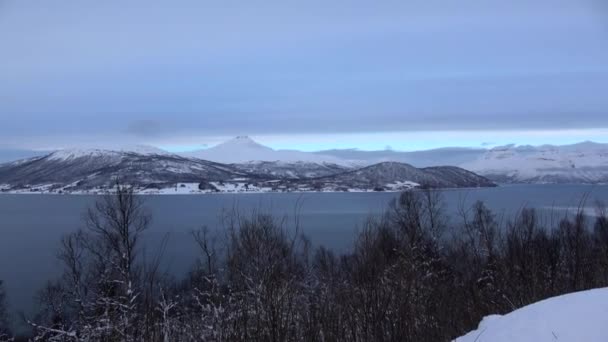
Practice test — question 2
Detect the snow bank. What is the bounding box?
[454,288,608,342]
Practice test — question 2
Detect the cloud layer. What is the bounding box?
[1,0,607,149]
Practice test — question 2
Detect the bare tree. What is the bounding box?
[19,188,608,342]
[31,182,153,341]
[0,280,10,341]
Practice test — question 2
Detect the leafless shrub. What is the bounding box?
[3,188,606,342]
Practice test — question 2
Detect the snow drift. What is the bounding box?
[455,288,608,342]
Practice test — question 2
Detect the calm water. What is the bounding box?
[1,184,608,317]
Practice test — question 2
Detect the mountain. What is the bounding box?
[4,138,607,186]
[462,141,608,184]
[182,136,350,164]
[178,137,608,184]
[316,147,486,167]
[232,161,351,179]
[0,149,245,193]
[253,162,494,192]
[318,142,608,184]
[313,162,494,190]
[46,145,170,160]
[0,150,494,194]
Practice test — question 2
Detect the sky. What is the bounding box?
[1,0,608,153]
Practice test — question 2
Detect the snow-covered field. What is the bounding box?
[455,288,608,342]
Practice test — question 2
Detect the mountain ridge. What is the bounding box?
[0,149,494,194]
[4,138,608,185]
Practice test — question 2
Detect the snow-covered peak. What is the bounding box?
[461,141,608,183]
[214,136,273,151]
[47,148,123,161]
[182,136,350,165]
[47,145,169,161]
[118,144,169,155]
[455,288,608,342]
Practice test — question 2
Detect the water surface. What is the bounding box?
[1,184,607,317]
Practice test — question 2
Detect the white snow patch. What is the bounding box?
[454,288,608,342]
[385,181,419,190]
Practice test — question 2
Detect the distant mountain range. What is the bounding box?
[461,141,608,184]
[188,137,608,184]
[1,137,607,190]
[0,144,494,194]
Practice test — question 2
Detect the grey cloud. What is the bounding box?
[125,120,164,137]
[0,0,607,148]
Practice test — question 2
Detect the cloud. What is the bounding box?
[125,120,164,137]
[0,0,607,149]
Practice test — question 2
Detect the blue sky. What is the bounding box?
[1,0,608,152]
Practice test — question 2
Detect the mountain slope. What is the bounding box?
[232,161,351,179]
[182,136,349,164]
[317,162,494,190]
[462,142,608,184]
[0,150,494,194]
[179,137,608,184]
[0,149,245,192]
[316,147,486,167]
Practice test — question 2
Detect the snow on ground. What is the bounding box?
[1,184,420,195]
[454,288,608,342]
[209,182,274,193]
[385,180,419,190]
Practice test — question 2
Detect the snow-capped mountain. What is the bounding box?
[47,145,170,161]
[232,161,352,179]
[0,149,245,193]
[319,142,608,184]
[461,141,608,184]
[182,136,350,165]
[316,147,486,167]
[0,137,608,190]
[317,162,494,190]
[0,149,494,194]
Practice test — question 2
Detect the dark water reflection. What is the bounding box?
[1,184,607,317]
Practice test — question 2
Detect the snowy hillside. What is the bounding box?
[232,160,351,179]
[182,136,350,164]
[0,149,245,193]
[317,147,486,167]
[455,288,608,342]
[4,139,607,187]
[320,142,608,184]
[462,142,608,184]
[47,145,170,161]
[0,149,494,194]
[321,162,494,189]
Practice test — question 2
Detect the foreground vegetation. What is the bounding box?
[1,186,608,341]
